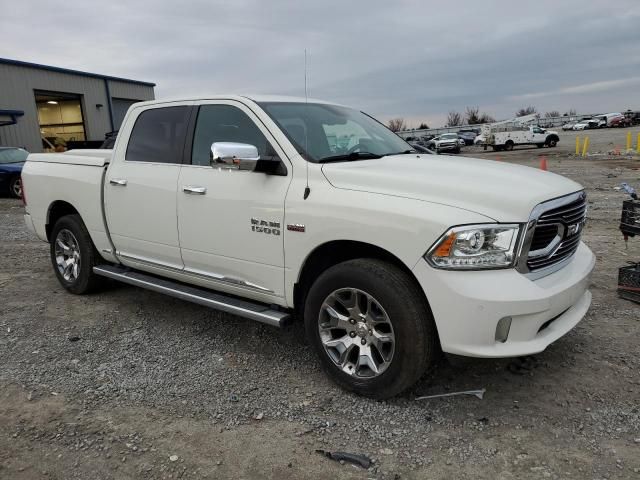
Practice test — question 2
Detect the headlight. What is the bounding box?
[426,224,521,270]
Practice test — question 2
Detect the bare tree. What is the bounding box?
[544,110,560,118]
[516,106,537,117]
[388,118,407,132]
[446,111,463,127]
[417,122,429,130]
[563,108,577,117]
[465,106,481,125]
[464,106,494,125]
[478,112,495,124]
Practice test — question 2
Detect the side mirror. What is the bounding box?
[210,142,284,175]
[211,142,259,171]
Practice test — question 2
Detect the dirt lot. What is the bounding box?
[1,129,639,479]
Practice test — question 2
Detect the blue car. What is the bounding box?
[0,147,29,198]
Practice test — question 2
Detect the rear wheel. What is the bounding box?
[9,177,22,198]
[504,141,514,151]
[536,143,544,148]
[50,214,105,294]
[304,259,438,399]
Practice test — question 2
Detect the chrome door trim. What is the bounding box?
[109,178,128,186]
[117,251,185,272]
[183,267,273,293]
[116,252,274,294]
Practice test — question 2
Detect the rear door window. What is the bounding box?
[126,106,190,163]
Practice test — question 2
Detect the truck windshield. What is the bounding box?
[259,102,414,163]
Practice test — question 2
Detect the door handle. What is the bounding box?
[110,178,127,186]
[183,185,207,195]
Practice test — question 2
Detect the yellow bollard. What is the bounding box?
[637,133,640,154]
[627,131,632,151]
[575,136,581,155]
[581,136,590,157]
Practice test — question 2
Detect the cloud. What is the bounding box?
[1,0,639,126]
[512,77,640,100]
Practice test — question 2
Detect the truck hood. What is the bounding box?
[321,154,583,221]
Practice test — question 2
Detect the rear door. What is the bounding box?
[105,103,193,270]
[176,101,292,299]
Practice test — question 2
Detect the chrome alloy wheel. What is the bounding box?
[54,229,81,282]
[11,178,22,198]
[318,288,395,378]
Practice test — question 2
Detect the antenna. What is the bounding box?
[303,48,311,200]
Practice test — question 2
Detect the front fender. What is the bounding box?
[283,175,493,306]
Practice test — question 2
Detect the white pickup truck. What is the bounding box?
[482,125,561,151]
[21,96,594,398]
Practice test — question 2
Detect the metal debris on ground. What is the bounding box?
[415,388,485,401]
[315,449,372,469]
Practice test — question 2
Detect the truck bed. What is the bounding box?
[21,150,114,260]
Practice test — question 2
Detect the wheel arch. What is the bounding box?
[46,200,80,241]
[294,240,428,315]
[546,134,559,142]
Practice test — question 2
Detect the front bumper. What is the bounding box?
[412,242,595,357]
[435,143,459,151]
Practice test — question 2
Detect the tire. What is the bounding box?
[454,147,460,154]
[303,259,438,399]
[504,141,514,151]
[50,214,105,294]
[9,176,22,198]
[546,137,558,147]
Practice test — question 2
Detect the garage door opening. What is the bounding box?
[35,90,86,151]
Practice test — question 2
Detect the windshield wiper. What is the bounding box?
[318,152,382,163]
[381,149,416,156]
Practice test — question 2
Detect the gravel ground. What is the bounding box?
[1,140,640,479]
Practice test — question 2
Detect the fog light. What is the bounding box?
[495,316,512,343]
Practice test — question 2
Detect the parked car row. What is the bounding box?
[405,128,482,154]
[563,112,632,131]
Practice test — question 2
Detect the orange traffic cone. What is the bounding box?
[539,156,548,171]
[495,155,501,162]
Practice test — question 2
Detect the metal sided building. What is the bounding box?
[0,58,155,152]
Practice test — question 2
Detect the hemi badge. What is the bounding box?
[287,224,306,233]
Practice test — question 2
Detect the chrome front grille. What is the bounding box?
[522,191,587,273]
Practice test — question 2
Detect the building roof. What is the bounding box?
[0,57,155,87]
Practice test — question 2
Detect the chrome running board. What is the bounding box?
[93,265,290,328]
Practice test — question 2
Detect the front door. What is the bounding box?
[177,101,292,299]
[105,104,192,270]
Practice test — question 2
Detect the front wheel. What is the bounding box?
[304,259,438,399]
[50,214,105,294]
[547,138,558,147]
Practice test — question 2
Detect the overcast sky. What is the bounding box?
[3,1,639,127]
